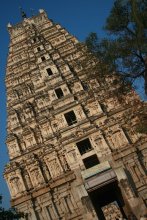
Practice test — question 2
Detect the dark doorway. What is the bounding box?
[89,181,127,220]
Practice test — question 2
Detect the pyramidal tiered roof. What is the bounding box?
[4,9,147,220]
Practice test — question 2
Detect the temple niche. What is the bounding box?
[39,122,53,139]
[72,82,83,93]
[127,128,141,143]
[86,101,103,116]
[93,134,111,157]
[27,165,45,187]
[23,103,35,120]
[52,114,66,130]
[6,172,26,198]
[23,129,37,148]
[23,170,33,190]
[7,110,20,129]
[59,153,70,172]
[107,127,129,150]
[66,148,78,169]
[6,134,21,159]
[44,155,63,178]
[106,97,120,111]
[42,162,51,182]
[36,96,48,109]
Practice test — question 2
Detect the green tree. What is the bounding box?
[86,0,147,94]
[0,195,25,220]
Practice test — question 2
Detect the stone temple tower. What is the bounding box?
[4,10,147,220]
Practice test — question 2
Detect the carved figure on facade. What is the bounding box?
[67,149,78,164]
[29,167,44,187]
[46,158,63,178]
[23,128,37,148]
[7,134,21,158]
[75,128,84,137]
[40,123,52,139]
[94,135,111,156]
[107,129,128,150]
[24,171,33,190]
[42,163,51,182]
[60,154,70,172]
[23,102,36,120]
[8,175,26,197]
[8,110,20,128]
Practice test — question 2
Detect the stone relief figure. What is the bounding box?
[9,176,24,196]
[116,130,128,146]
[48,159,63,178]
[68,150,77,163]
[24,172,33,189]
[108,130,128,149]
[95,136,110,152]
[42,163,51,181]
[30,168,44,186]
[60,154,70,171]
[23,103,35,120]
[8,143,20,159]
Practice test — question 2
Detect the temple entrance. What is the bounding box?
[89,181,127,220]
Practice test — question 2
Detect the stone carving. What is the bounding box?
[60,154,70,171]
[42,163,51,181]
[47,158,63,178]
[9,176,25,197]
[23,103,35,120]
[108,130,128,149]
[102,201,123,220]
[68,149,77,164]
[24,172,33,189]
[23,128,37,148]
[29,167,44,187]
[6,134,21,159]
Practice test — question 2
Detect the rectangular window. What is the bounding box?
[41,56,46,61]
[83,154,99,169]
[64,110,77,126]
[55,88,64,99]
[76,138,92,155]
[46,68,53,76]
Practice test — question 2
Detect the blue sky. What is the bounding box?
[0,0,146,209]
[0,0,116,209]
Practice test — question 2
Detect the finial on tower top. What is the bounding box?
[19,7,27,19]
[39,9,45,13]
[7,23,12,28]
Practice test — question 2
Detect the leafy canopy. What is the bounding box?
[86,0,147,94]
[0,195,25,220]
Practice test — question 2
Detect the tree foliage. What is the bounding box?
[0,195,25,220]
[86,0,147,94]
